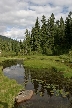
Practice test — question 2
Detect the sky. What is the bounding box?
[0,0,72,41]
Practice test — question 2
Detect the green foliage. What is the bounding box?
[23,29,31,55]
[45,47,53,55]
[0,66,23,108]
[65,12,72,49]
[24,55,72,78]
[0,11,72,56]
[23,11,72,55]
[0,35,24,56]
[31,17,41,52]
[1,51,16,57]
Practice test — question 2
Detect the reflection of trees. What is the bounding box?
[24,68,30,80]
[46,88,53,97]
[30,68,65,87]
[24,68,30,87]
[24,68,72,99]
[3,59,17,68]
[39,83,45,96]
[33,80,39,94]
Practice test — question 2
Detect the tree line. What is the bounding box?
[24,11,72,55]
[0,35,20,56]
[0,11,72,56]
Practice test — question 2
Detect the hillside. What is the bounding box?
[0,35,21,56]
[0,35,11,40]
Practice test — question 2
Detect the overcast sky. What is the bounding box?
[0,0,72,40]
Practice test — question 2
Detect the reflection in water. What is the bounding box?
[3,60,72,108]
[24,68,72,95]
[3,60,25,84]
[20,68,72,108]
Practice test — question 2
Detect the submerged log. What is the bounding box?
[15,90,33,103]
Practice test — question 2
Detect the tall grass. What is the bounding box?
[0,66,23,108]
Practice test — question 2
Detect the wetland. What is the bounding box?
[2,58,72,108]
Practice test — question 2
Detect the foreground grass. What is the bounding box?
[24,55,72,78]
[0,66,23,108]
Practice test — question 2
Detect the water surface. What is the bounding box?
[2,60,72,108]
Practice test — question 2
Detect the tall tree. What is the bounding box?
[31,17,41,53]
[24,29,31,54]
[40,15,48,54]
[47,13,55,54]
[65,11,72,50]
[54,17,65,55]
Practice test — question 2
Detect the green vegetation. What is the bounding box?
[0,11,72,56]
[0,58,23,108]
[0,54,72,107]
[0,11,72,107]
[24,55,72,78]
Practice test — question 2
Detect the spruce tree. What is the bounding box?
[47,13,55,55]
[40,15,48,54]
[65,11,72,50]
[31,17,41,53]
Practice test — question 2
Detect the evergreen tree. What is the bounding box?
[47,13,55,54]
[40,15,48,54]
[31,17,41,53]
[65,11,72,50]
[54,17,65,55]
[1,12,72,56]
[24,29,31,54]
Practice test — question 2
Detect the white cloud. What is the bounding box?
[51,0,72,6]
[3,27,31,40]
[0,0,72,40]
[29,5,62,15]
[3,28,25,39]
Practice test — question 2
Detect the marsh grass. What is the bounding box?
[24,55,72,78]
[0,66,23,108]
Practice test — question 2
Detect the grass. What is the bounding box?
[24,55,72,78]
[0,57,24,108]
[0,54,72,107]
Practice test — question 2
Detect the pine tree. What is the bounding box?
[54,17,65,55]
[47,13,55,55]
[40,15,48,54]
[65,11,72,50]
[31,17,41,53]
[24,29,31,54]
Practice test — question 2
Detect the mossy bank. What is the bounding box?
[0,66,23,108]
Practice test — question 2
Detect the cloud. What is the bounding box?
[25,0,49,5]
[50,0,72,6]
[3,27,25,39]
[26,0,72,6]
[29,5,62,15]
[0,0,72,40]
[3,27,31,40]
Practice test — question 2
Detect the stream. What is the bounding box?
[2,60,72,108]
